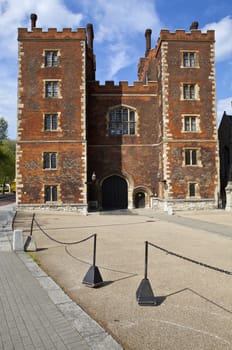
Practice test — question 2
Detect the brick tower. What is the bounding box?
[16,16,219,212]
[17,15,95,210]
[138,22,219,210]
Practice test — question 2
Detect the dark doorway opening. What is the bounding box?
[135,192,145,208]
[102,175,128,210]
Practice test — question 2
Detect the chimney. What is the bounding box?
[87,23,94,50]
[30,13,37,30]
[190,21,199,30]
[145,29,152,56]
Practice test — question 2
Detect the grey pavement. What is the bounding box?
[153,211,232,239]
[24,207,231,350]
[1,202,232,350]
[0,204,123,350]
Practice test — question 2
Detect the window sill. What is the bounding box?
[43,168,57,171]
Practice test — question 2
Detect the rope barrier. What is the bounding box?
[34,218,95,245]
[148,242,232,276]
[33,216,103,287]
[25,214,232,277]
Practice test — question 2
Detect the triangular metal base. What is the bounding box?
[136,278,157,305]
[24,235,37,252]
[24,235,32,251]
[82,265,103,288]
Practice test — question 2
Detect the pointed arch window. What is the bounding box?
[109,107,136,136]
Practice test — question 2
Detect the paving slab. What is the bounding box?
[0,251,91,350]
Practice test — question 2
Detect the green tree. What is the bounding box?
[0,140,16,188]
[0,117,8,141]
[0,118,15,191]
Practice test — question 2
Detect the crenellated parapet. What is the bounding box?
[153,29,214,56]
[88,80,158,94]
[140,24,215,59]
[18,13,87,40]
[159,28,214,42]
[138,23,215,82]
[18,27,86,40]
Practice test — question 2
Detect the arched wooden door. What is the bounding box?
[102,176,128,210]
[134,192,145,208]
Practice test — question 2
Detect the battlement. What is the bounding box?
[159,29,215,41]
[147,28,215,60]
[18,27,86,40]
[138,23,215,79]
[88,80,157,94]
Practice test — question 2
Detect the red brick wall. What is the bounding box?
[163,35,217,200]
[17,24,219,210]
[86,81,161,206]
[17,142,85,204]
[17,28,87,205]
[137,29,218,204]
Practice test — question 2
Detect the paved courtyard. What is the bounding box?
[13,208,232,350]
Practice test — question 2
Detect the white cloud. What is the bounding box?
[86,0,161,43]
[202,16,232,61]
[84,0,162,82]
[107,44,131,79]
[217,97,232,124]
[0,0,83,138]
[0,0,83,57]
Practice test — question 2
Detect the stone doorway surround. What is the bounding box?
[225,181,232,211]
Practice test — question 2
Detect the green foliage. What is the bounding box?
[0,117,8,141]
[0,139,16,184]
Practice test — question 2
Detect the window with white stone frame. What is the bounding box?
[183,115,199,132]
[44,80,61,98]
[43,152,57,169]
[181,51,199,68]
[180,83,199,101]
[188,182,199,198]
[183,148,201,166]
[108,106,136,136]
[44,50,58,67]
[44,185,58,202]
[44,113,58,131]
[183,84,195,99]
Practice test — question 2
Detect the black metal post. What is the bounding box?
[82,233,103,288]
[136,241,157,305]
[30,213,35,236]
[24,213,36,251]
[93,233,96,267]
[144,240,148,279]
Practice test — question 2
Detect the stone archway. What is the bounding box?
[134,191,146,208]
[133,187,151,208]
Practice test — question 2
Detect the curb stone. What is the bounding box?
[18,252,123,350]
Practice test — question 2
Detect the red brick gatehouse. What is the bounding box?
[16,15,219,212]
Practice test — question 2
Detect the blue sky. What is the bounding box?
[0,0,232,139]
